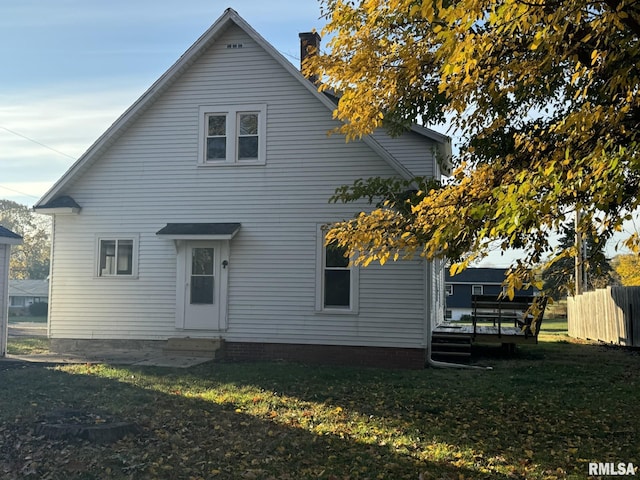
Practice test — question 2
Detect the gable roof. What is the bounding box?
[35,8,450,209]
[0,225,23,245]
[445,267,508,285]
[9,279,49,298]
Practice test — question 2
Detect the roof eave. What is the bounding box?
[33,206,80,215]
[0,237,23,246]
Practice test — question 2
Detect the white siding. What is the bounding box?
[48,25,439,349]
[370,129,436,178]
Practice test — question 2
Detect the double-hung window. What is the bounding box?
[200,105,266,165]
[324,242,351,308]
[96,236,138,278]
[316,227,359,313]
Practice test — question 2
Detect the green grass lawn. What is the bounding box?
[5,337,50,355]
[1,333,638,480]
[8,315,47,324]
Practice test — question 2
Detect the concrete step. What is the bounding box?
[164,338,223,358]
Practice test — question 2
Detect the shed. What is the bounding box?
[0,226,23,356]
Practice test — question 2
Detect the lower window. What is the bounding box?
[324,242,351,308]
[97,237,137,277]
[316,227,359,313]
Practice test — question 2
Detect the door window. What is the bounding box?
[191,247,214,304]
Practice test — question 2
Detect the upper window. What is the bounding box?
[472,285,483,295]
[97,236,138,278]
[199,105,266,165]
[316,227,359,313]
[445,284,453,296]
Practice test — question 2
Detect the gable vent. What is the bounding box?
[226,43,244,49]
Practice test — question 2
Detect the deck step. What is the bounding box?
[431,351,472,357]
[431,342,472,349]
[432,333,472,341]
[164,338,223,358]
[431,332,472,361]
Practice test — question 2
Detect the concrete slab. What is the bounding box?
[8,322,47,337]
[133,355,213,367]
[2,352,214,368]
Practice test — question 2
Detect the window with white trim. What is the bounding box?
[96,236,138,277]
[445,284,453,296]
[472,284,483,295]
[316,228,359,313]
[199,105,266,165]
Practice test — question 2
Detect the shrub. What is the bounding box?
[29,302,48,317]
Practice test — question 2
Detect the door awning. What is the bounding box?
[156,223,241,240]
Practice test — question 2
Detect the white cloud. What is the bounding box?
[0,83,144,201]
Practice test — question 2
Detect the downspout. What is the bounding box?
[425,259,492,370]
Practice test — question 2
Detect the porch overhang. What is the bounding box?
[33,195,81,215]
[156,222,241,240]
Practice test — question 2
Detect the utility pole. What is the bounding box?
[575,210,583,295]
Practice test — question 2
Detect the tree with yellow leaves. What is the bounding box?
[611,254,640,286]
[306,0,640,293]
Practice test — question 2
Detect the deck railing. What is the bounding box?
[567,286,640,347]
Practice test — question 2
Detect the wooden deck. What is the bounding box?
[434,322,539,345]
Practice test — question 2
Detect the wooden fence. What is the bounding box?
[567,286,640,347]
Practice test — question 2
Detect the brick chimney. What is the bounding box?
[299,32,321,83]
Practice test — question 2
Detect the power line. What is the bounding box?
[0,125,77,160]
[0,184,40,199]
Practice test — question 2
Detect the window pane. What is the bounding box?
[326,243,349,268]
[191,277,214,304]
[207,137,226,160]
[238,136,258,159]
[208,115,226,135]
[239,114,258,135]
[117,240,133,275]
[100,240,116,276]
[192,248,214,275]
[324,270,350,307]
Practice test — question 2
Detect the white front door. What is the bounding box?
[178,241,229,330]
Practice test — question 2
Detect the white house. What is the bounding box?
[0,225,23,357]
[35,9,450,368]
[8,279,49,315]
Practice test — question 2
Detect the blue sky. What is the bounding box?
[0,0,324,206]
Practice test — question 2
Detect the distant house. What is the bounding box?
[445,268,537,320]
[8,279,49,315]
[1,225,23,356]
[34,9,451,368]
